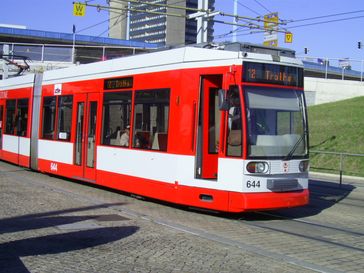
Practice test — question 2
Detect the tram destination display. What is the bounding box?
[104,77,133,90]
[243,62,303,87]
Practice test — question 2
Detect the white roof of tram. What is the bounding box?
[0,45,303,88]
[42,46,302,85]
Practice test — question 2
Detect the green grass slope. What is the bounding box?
[308,96,364,177]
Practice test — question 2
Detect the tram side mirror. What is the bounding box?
[218,89,229,111]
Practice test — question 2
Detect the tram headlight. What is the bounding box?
[299,160,310,172]
[246,162,269,174]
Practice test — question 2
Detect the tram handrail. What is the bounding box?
[310,150,364,185]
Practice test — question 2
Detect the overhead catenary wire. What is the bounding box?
[76,12,121,34]
[214,14,364,40]
[84,2,186,18]
[252,0,271,14]
[92,13,128,40]
[286,9,364,24]
[109,0,205,13]
[286,14,364,29]
[77,1,364,43]
[81,0,287,25]
[236,1,261,17]
[214,8,364,40]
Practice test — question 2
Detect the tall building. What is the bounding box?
[109,0,215,46]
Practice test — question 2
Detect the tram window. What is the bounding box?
[5,100,16,135]
[277,111,303,135]
[57,96,73,141]
[42,97,56,139]
[17,99,29,137]
[102,91,132,146]
[133,89,170,151]
[226,85,242,157]
[208,88,220,154]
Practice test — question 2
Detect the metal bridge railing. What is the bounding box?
[298,56,364,82]
[1,42,147,64]
[310,150,364,186]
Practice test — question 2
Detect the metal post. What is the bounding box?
[361,60,363,82]
[232,0,238,42]
[325,58,329,79]
[2,44,9,79]
[72,25,76,64]
[197,0,208,43]
[339,153,343,187]
[41,44,45,62]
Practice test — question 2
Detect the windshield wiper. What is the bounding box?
[283,130,307,161]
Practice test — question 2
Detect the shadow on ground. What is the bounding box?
[0,204,139,273]
[237,179,356,221]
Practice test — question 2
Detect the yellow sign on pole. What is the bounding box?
[263,12,279,47]
[264,12,279,29]
[285,32,293,43]
[73,2,86,17]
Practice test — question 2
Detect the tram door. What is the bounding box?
[197,75,223,179]
[74,93,99,182]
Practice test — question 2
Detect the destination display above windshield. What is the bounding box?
[243,62,303,87]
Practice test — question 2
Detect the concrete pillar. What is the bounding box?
[109,1,128,39]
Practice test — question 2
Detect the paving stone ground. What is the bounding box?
[0,161,363,273]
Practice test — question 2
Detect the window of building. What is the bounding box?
[102,91,132,147]
[133,89,170,151]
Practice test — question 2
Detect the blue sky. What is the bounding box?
[1,0,363,69]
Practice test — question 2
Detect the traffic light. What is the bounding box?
[358,42,362,49]
[304,48,308,54]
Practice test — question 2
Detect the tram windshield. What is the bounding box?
[244,86,308,158]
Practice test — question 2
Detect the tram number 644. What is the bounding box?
[50,162,58,172]
[246,180,260,188]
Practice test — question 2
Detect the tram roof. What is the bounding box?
[40,45,302,84]
[0,73,35,90]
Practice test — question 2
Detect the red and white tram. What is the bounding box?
[0,43,309,212]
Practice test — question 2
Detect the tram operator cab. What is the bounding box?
[207,56,309,211]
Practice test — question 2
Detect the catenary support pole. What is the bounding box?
[197,0,208,43]
[2,44,9,79]
[232,0,238,42]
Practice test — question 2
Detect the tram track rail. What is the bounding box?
[239,212,364,252]
[253,211,364,237]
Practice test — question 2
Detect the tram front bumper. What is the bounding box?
[228,189,309,213]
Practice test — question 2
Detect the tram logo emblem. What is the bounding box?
[54,84,62,95]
